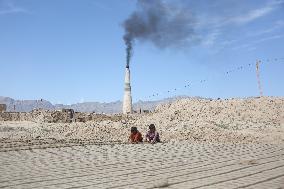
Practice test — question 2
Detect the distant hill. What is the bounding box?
[0,96,194,113]
[54,101,123,114]
[0,96,54,112]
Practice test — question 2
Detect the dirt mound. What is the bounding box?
[0,97,283,144]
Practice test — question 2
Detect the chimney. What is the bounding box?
[123,67,132,114]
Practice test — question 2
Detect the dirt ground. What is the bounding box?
[0,97,283,188]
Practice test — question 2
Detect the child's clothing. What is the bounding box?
[129,132,143,143]
[145,131,160,143]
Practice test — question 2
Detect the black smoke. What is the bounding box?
[123,0,197,68]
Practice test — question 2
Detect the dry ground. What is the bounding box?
[0,141,284,189]
[0,97,283,188]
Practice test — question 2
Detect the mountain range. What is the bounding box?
[0,96,190,113]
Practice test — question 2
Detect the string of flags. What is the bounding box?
[135,57,284,101]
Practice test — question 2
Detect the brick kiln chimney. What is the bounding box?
[123,67,132,114]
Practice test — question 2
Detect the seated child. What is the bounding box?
[145,124,160,144]
[129,127,143,143]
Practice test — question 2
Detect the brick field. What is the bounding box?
[0,141,283,189]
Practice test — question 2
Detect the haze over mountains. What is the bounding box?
[0,96,190,113]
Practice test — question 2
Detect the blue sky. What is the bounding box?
[0,0,283,104]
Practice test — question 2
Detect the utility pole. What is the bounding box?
[256,60,263,97]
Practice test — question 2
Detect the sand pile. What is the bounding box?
[135,96,284,143]
[154,97,283,130]
[0,97,283,144]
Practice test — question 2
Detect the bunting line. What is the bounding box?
[134,57,284,102]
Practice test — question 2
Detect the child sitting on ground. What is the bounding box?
[129,127,143,143]
[145,124,160,144]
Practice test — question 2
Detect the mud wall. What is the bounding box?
[0,109,124,123]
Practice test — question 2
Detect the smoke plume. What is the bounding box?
[123,0,197,68]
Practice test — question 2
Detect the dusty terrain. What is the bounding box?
[0,97,283,147]
[1,142,284,188]
[0,97,283,188]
